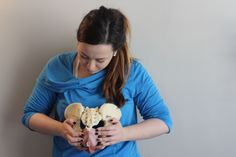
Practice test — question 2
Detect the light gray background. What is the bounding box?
[1,0,236,157]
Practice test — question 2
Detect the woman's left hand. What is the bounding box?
[94,118,126,150]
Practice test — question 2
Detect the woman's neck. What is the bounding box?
[77,66,91,78]
[73,55,90,78]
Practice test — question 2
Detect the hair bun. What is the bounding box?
[98,5,109,16]
[99,5,107,11]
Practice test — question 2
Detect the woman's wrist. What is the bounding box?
[119,119,168,142]
[121,127,130,142]
[55,122,65,137]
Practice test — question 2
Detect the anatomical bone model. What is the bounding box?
[64,103,122,153]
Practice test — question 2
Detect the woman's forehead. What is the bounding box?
[78,42,113,57]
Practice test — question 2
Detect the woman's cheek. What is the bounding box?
[80,60,88,69]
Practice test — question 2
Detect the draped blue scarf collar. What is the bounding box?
[37,51,106,93]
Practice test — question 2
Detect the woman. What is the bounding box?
[22,6,172,157]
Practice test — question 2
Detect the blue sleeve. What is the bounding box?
[133,63,172,133]
[21,80,57,130]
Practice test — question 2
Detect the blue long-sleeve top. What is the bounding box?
[22,51,172,157]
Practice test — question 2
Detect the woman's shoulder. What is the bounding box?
[130,58,147,75]
[124,59,153,95]
[128,58,155,84]
[47,51,77,66]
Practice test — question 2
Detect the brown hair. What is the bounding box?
[77,6,132,108]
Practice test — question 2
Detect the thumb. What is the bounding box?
[65,118,76,127]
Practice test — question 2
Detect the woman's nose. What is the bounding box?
[87,61,96,72]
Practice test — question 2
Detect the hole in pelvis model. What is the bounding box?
[92,120,105,129]
[80,120,105,129]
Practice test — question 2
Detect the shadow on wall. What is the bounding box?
[1,47,55,157]
[0,6,76,155]
[1,43,74,156]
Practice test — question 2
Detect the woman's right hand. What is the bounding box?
[60,119,88,151]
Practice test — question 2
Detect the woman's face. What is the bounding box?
[77,42,115,75]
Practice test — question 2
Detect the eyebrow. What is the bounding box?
[80,51,89,57]
[80,51,108,60]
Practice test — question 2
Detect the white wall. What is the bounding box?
[1,0,236,157]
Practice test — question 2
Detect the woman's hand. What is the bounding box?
[94,118,126,150]
[60,119,88,151]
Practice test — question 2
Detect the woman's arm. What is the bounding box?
[122,118,169,141]
[95,118,168,149]
[29,113,88,151]
[95,62,172,149]
[28,113,82,143]
[28,113,63,136]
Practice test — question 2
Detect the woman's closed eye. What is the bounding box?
[96,59,105,63]
[80,54,89,60]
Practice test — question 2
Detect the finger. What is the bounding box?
[99,135,115,142]
[96,125,116,132]
[66,134,84,143]
[78,146,88,151]
[65,118,76,127]
[97,130,115,137]
[95,140,113,150]
[64,121,82,137]
[76,144,88,151]
[68,140,81,146]
[104,118,118,126]
[68,138,86,149]
[68,142,87,151]
[103,141,116,146]
[110,118,119,123]
[94,143,106,150]
[63,119,75,132]
[79,132,84,138]
[73,130,84,137]
[68,141,77,146]
[111,118,122,127]
[64,125,79,137]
